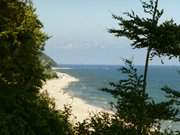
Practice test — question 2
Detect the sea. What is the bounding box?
[55,64,180,130]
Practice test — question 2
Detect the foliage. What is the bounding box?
[109,0,180,106]
[161,86,180,121]
[74,112,135,135]
[102,60,179,135]
[1,0,180,135]
[74,0,180,135]
[109,0,180,59]
[74,60,180,135]
[0,91,74,135]
[39,52,57,67]
[104,0,180,134]
[0,0,73,134]
[39,52,58,79]
[0,0,48,92]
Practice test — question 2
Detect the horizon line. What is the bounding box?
[56,63,180,66]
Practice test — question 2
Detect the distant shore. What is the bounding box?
[41,72,112,122]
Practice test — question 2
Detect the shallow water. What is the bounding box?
[56,65,180,107]
[56,64,180,130]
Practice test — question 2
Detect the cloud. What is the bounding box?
[55,41,108,50]
[63,43,74,49]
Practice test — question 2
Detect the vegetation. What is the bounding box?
[109,0,180,93]
[0,0,47,91]
[40,52,57,67]
[0,0,72,134]
[40,52,58,79]
[74,0,180,135]
[74,60,180,135]
[107,0,180,134]
[0,0,180,135]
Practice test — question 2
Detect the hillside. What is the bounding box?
[40,52,57,67]
[39,53,58,78]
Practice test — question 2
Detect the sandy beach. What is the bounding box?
[41,72,111,122]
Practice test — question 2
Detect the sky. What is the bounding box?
[34,0,180,65]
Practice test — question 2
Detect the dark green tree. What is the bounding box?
[102,60,179,135]
[0,0,48,92]
[74,0,180,135]
[74,60,179,135]
[0,0,73,134]
[109,0,180,94]
[105,0,180,134]
[108,0,180,133]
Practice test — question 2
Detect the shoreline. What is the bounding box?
[41,72,112,122]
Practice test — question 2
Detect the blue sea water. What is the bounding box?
[56,64,180,130]
[56,65,180,108]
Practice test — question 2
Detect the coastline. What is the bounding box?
[41,72,112,122]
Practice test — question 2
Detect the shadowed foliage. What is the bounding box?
[0,0,73,134]
[74,60,180,135]
[74,0,180,134]
[101,60,179,135]
[107,1,180,133]
[109,0,180,98]
[109,0,180,59]
[75,60,179,135]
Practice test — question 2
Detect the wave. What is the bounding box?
[52,67,72,70]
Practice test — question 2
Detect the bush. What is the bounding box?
[0,1,74,134]
[74,60,179,135]
[0,91,74,135]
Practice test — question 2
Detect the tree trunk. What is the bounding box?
[142,0,159,94]
[143,47,151,94]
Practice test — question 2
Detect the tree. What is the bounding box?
[74,0,180,135]
[74,60,179,135]
[109,0,180,94]
[0,0,48,93]
[105,0,180,133]
[108,0,180,133]
[102,60,178,135]
[0,1,73,134]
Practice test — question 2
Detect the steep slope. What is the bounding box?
[39,53,57,67]
[39,52,58,79]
